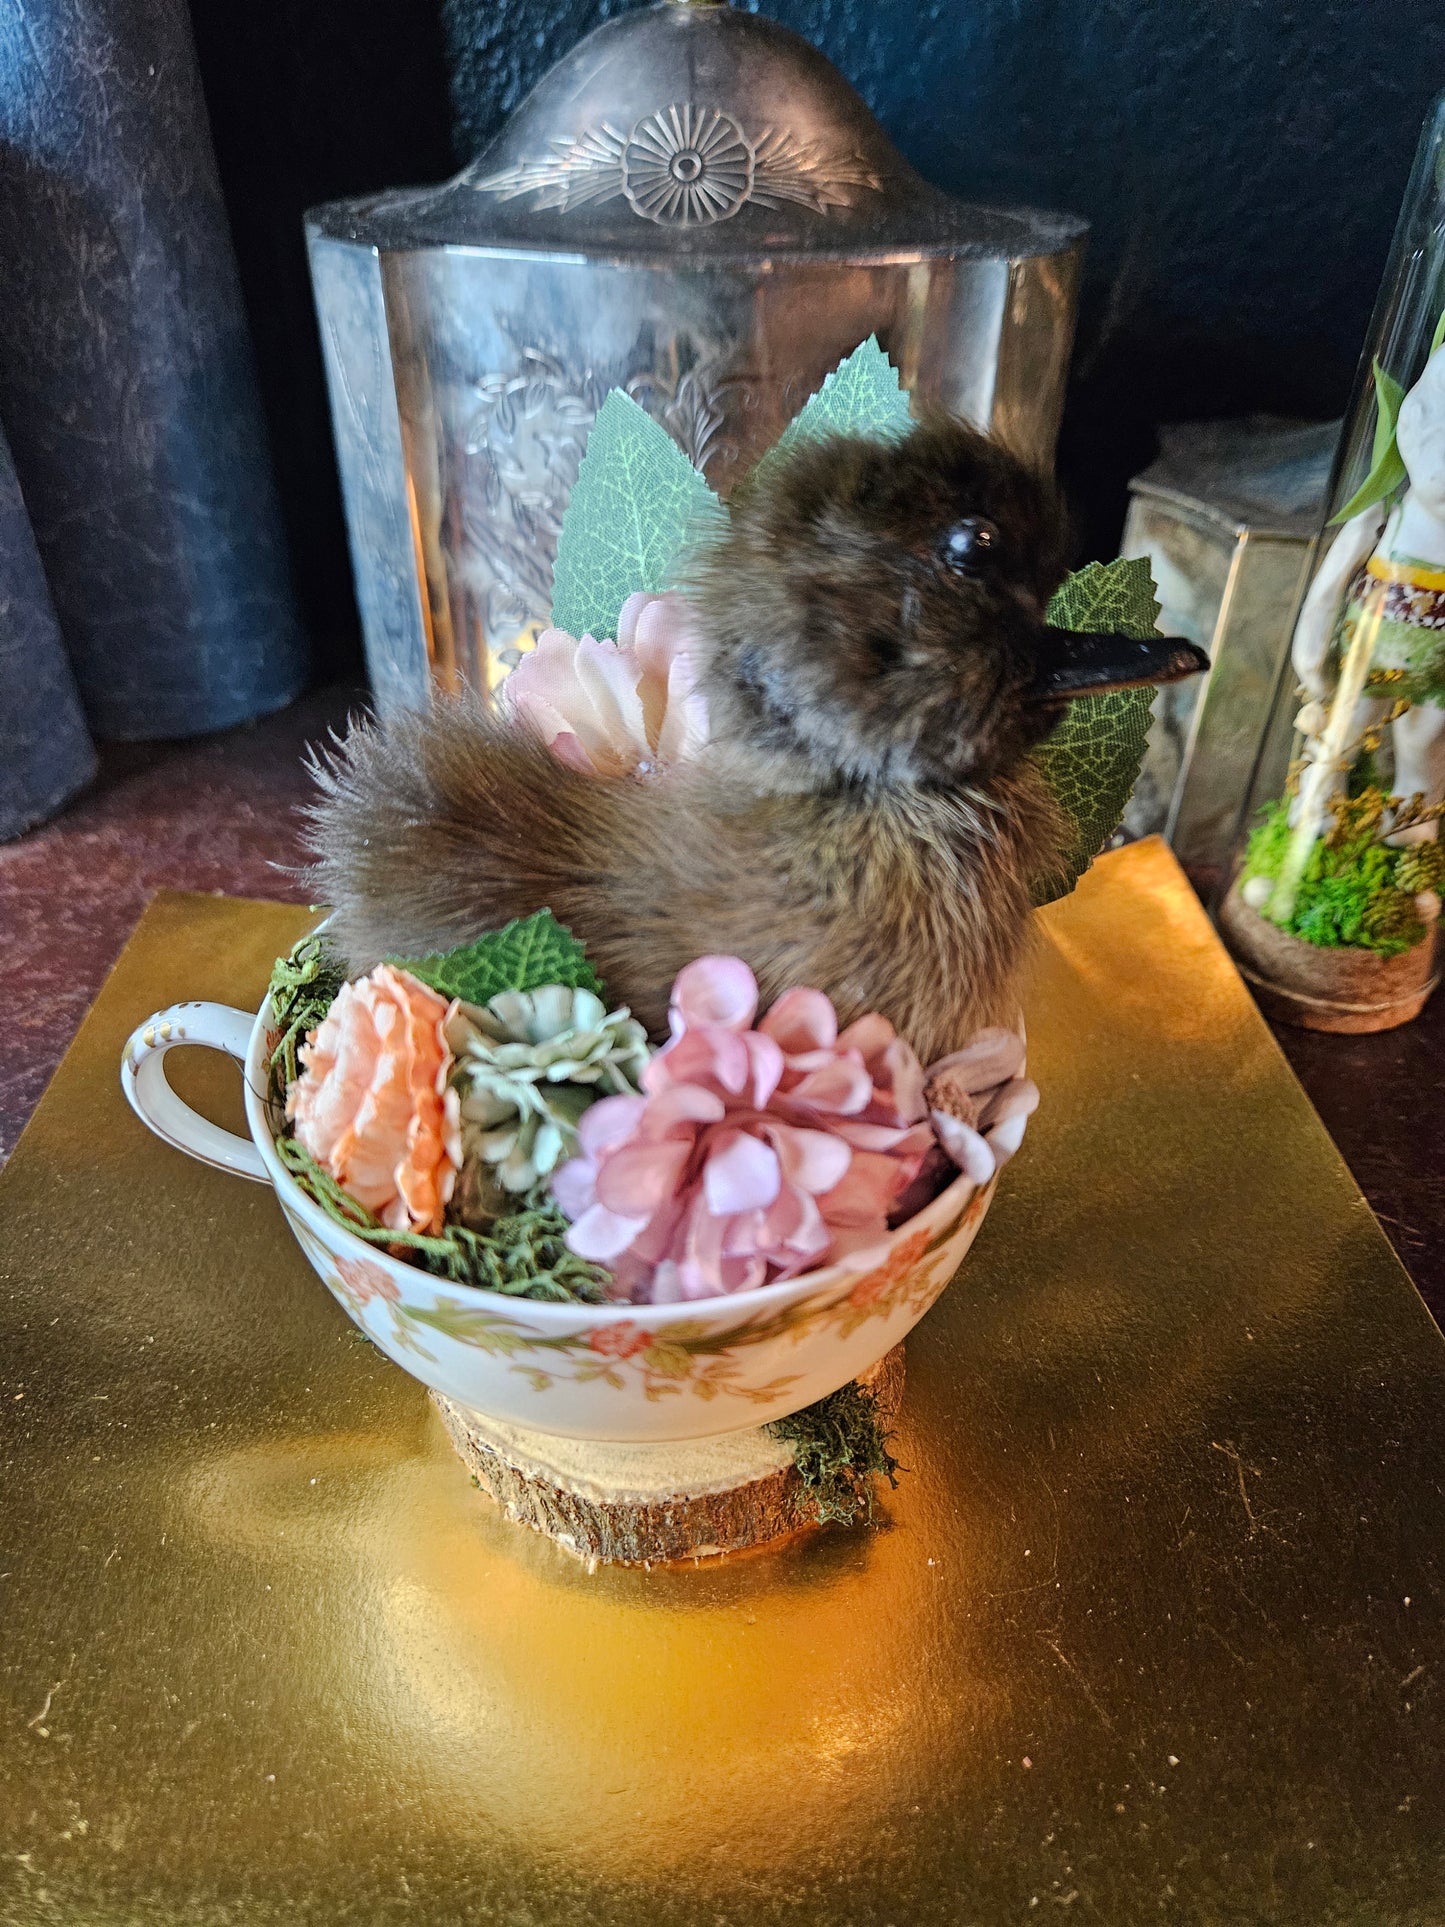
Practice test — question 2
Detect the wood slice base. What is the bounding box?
[1220,882,1440,1034]
[435,1345,906,1569]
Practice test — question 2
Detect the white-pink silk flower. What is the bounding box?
[500,591,707,778]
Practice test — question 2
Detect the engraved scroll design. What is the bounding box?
[456,348,603,659]
[453,347,753,660]
[471,103,884,227]
[625,361,752,476]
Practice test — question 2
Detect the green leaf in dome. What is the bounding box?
[395,910,602,1007]
[751,335,913,485]
[1331,357,1408,524]
[1032,557,1165,901]
[549,390,723,642]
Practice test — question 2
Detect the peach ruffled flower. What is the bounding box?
[500,590,707,777]
[287,964,462,1236]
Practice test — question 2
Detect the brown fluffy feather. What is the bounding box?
[306,416,1074,1062]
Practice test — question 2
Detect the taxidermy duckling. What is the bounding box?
[307,418,1206,1063]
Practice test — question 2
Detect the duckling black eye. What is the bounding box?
[937,518,1000,574]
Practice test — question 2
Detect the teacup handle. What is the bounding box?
[121,1001,269,1183]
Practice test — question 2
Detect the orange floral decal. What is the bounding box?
[332,1254,402,1309]
[586,1319,653,1359]
[847,1225,934,1310]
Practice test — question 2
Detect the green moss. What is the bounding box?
[276,1135,610,1304]
[265,932,346,1103]
[1241,796,1427,958]
[767,1380,900,1527]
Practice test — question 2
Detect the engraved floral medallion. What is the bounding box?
[621,106,753,226]
[472,103,883,227]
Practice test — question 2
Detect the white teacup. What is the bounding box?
[121,1000,1009,1443]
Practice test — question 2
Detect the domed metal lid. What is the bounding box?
[312,0,1084,262]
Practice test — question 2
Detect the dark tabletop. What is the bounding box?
[2,684,1441,1328]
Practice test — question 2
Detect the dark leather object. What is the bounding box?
[0,420,95,839]
[0,0,306,740]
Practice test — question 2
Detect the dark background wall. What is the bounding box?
[189,0,1445,680]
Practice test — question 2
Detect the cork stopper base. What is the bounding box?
[1220,883,1440,1034]
[434,1344,905,1568]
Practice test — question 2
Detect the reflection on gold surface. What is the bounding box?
[179,1418,986,1877]
[3,850,1445,1924]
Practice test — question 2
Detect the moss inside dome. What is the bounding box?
[1240,792,1439,957]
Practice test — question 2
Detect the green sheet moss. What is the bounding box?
[1242,794,1439,957]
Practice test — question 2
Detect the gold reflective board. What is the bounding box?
[2,839,1443,1924]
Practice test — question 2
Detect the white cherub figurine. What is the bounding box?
[1291,341,1445,846]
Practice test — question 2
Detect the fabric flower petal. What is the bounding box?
[615,591,652,650]
[760,1120,853,1196]
[816,1147,907,1227]
[703,1130,781,1215]
[931,1110,997,1186]
[637,1082,728,1137]
[976,1076,1040,1135]
[983,1104,1035,1168]
[595,1140,693,1217]
[668,955,759,1034]
[780,1056,873,1116]
[568,1200,653,1261]
[926,1029,1026,1096]
[501,597,705,778]
[573,635,650,766]
[575,1092,649,1159]
[759,985,838,1053]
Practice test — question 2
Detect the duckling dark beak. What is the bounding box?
[1030,628,1210,703]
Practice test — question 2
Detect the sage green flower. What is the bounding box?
[445,986,650,1221]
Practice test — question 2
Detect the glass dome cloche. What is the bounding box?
[306,0,1086,714]
[1221,92,1445,1034]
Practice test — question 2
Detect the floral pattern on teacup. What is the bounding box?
[286,1183,989,1408]
[332,1254,401,1310]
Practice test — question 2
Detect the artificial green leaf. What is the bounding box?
[1031,689,1156,901]
[396,910,602,1007]
[750,335,913,486]
[1370,362,1406,466]
[1043,554,1161,638]
[549,391,722,641]
[1032,557,1164,901]
[1331,315,1445,522]
[1331,357,1407,523]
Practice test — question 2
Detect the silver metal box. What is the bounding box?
[1119,418,1337,890]
[307,0,1086,711]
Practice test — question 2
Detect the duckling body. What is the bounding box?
[309,707,1058,1063]
[308,418,1204,1056]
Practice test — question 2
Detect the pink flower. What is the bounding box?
[286,964,463,1236]
[551,958,932,1303]
[923,1029,1039,1186]
[500,591,707,778]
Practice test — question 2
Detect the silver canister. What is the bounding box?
[307,0,1085,712]
[1118,417,1338,891]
